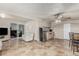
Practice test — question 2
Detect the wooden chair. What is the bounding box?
[0,50,2,56]
[69,32,74,48]
[72,33,79,53]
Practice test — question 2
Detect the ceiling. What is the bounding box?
[0,3,79,22]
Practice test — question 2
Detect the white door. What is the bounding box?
[64,24,71,40]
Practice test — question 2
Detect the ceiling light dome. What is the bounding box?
[58,15,63,19]
[55,19,61,23]
[0,13,6,18]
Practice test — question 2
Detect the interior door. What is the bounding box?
[64,24,71,40]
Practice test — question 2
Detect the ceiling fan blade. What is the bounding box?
[53,12,64,16]
[62,16,71,19]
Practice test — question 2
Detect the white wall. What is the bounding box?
[25,19,50,41]
[0,19,25,38]
[0,18,50,41]
[0,19,25,27]
[51,20,79,40]
[24,20,39,41]
[53,23,64,39]
[51,23,71,39]
[71,23,79,33]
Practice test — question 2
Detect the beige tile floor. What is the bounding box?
[1,39,79,56]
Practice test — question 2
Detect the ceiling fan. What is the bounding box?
[53,12,71,20]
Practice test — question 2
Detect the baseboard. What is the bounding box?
[54,38,64,40]
[54,38,70,41]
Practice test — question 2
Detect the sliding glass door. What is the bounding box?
[10,23,17,38]
[10,23,24,38]
[18,24,24,37]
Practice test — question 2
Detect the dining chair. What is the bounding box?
[72,33,79,53]
[69,32,74,48]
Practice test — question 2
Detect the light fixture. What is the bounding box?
[55,15,62,23]
[58,15,63,19]
[55,19,61,23]
[0,13,6,18]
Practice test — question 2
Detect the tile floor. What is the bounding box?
[1,39,79,56]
